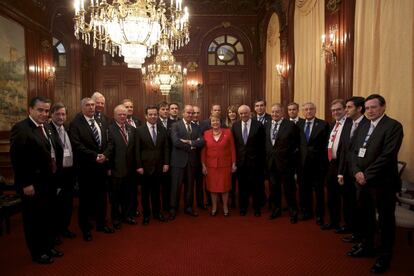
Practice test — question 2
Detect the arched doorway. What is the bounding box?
[202,30,253,116]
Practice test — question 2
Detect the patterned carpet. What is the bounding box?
[0,207,412,276]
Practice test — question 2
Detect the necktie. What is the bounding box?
[59,126,73,167]
[128,118,136,128]
[242,122,248,144]
[362,123,375,148]
[163,119,167,129]
[328,122,340,161]
[151,125,157,145]
[186,123,192,137]
[350,122,359,138]
[89,119,101,146]
[305,121,312,142]
[272,121,280,145]
[58,126,65,145]
[120,124,128,144]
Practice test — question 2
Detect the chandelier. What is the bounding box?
[142,35,187,95]
[73,0,190,68]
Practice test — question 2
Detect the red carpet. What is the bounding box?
[0,207,413,275]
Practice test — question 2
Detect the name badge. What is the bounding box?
[358,148,366,158]
[64,149,71,157]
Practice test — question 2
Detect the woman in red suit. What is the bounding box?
[201,114,237,216]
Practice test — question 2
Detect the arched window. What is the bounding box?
[53,37,66,67]
[208,35,245,66]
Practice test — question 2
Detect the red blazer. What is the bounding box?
[201,128,236,168]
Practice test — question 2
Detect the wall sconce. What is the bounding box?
[321,25,338,65]
[187,79,201,92]
[276,62,290,79]
[45,65,56,83]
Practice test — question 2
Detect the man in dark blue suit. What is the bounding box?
[348,94,403,274]
[136,106,170,225]
[337,96,369,242]
[232,105,266,217]
[169,105,205,219]
[108,105,137,229]
[69,97,114,242]
[10,96,62,264]
[297,102,330,225]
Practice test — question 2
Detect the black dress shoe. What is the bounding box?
[370,256,391,274]
[50,248,64,258]
[316,217,324,225]
[342,235,361,243]
[33,254,54,264]
[299,213,313,221]
[96,226,115,234]
[184,209,199,217]
[269,208,282,220]
[240,209,247,216]
[154,213,166,222]
[320,223,339,230]
[54,237,62,246]
[113,222,121,230]
[142,217,150,225]
[169,211,176,221]
[61,230,76,239]
[124,217,137,225]
[335,225,351,234]
[347,246,375,257]
[290,214,298,224]
[83,231,93,242]
[254,210,261,217]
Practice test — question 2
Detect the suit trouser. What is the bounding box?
[53,167,75,234]
[194,167,205,208]
[299,165,326,218]
[237,165,264,211]
[326,160,341,225]
[141,173,162,217]
[130,173,139,216]
[342,172,357,229]
[110,176,133,223]
[170,164,196,211]
[160,171,171,212]
[268,167,298,213]
[78,168,107,232]
[21,185,54,258]
[357,186,396,257]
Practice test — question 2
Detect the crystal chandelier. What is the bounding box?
[142,35,187,95]
[73,0,190,68]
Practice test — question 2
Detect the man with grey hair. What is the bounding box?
[232,105,265,217]
[108,105,137,229]
[91,91,109,126]
[297,102,330,225]
[69,97,114,241]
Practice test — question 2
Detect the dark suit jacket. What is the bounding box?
[338,116,369,176]
[170,120,205,168]
[10,118,54,192]
[231,119,265,168]
[69,113,112,170]
[108,122,136,178]
[351,115,403,191]
[290,117,305,125]
[253,113,272,125]
[298,117,330,170]
[127,115,143,129]
[136,123,170,175]
[199,118,227,134]
[265,119,299,172]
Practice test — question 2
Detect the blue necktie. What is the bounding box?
[305,121,311,142]
[89,119,101,146]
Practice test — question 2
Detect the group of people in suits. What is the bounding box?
[10,93,403,274]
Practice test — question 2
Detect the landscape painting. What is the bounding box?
[0,15,27,131]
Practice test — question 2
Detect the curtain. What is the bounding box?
[294,0,325,118]
[265,13,281,111]
[354,0,414,182]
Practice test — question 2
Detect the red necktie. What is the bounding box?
[328,122,340,161]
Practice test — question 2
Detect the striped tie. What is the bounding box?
[89,119,101,146]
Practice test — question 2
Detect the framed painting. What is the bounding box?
[0,15,27,132]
